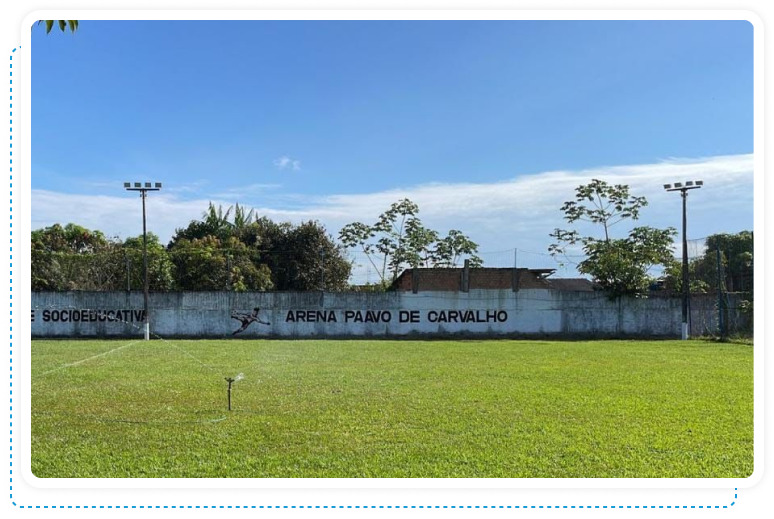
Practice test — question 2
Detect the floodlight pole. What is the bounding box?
[141,190,149,341]
[124,182,162,340]
[664,181,702,340]
[681,189,689,340]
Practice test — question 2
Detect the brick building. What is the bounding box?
[392,267,596,293]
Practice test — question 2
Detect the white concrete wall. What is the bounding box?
[31,289,744,339]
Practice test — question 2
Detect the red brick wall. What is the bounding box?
[469,269,512,289]
[394,268,551,291]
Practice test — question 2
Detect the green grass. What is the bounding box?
[31,338,753,478]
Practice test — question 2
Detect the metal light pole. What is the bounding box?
[664,180,703,340]
[124,182,162,340]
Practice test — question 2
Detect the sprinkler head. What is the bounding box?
[225,377,235,411]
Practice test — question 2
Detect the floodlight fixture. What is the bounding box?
[125,181,161,192]
[663,184,672,190]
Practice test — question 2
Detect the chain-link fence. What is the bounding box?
[346,248,584,286]
[683,234,753,338]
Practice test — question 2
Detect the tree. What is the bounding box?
[168,204,351,291]
[662,231,753,294]
[549,180,676,297]
[232,203,256,232]
[36,20,79,34]
[661,259,711,294]
[32,223,112,254]
[237,218,352,291]
[276,221,352,291]
[347,198,419,283]
[32,223,124,291]
[432,230,484,268]
[339,198,482,285]
[706,231,753,293]
[122,233,176,291]
[170,202,236,245]
[169,235,273,291]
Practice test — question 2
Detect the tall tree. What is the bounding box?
[339,198,482,285]
[549,180,676,297]
[432,230,484,269]
[271,221,352,291]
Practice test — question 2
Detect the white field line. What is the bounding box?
[35,340,143,378]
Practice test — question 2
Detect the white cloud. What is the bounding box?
[273,156,301,171]
[32,154,754,262]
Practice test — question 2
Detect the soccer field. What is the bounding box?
[31,338,753,479]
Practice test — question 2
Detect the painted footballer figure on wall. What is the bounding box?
[230,307,271,335]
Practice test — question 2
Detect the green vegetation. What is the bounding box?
[32,338,753,478]
[663,231,753,295]
[549,180,677,297]
[339,198,483,286]
[36,20,79,34]
[31,204,352,292]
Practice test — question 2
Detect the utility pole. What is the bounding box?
[124,182,162,340]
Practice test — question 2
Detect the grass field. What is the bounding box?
[31,338,753,478]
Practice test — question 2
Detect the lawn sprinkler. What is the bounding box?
[225,377,235,411]
[225,373,244,411]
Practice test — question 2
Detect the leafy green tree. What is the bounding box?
[32,223,113,253]
[168,206,349,291]
[432,230,484,268]
[707,231,753,293]
[122,233,176,291]
[170,202,236,245]
[275,221,352,291]
[662,231,753,294]
[339,198,482,285]
[662,231,753,336]
[662,259,710,294]
[549,180,676,297]
[232,203,256,232]
[32,224,124,291]
[168,236,272,291]
[36,20,79,34]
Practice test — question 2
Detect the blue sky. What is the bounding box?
[32,20,754,276]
